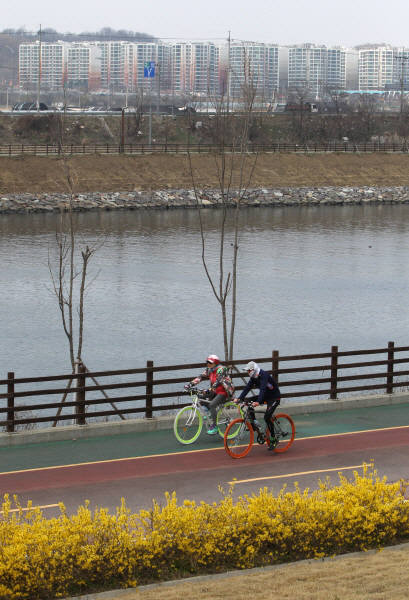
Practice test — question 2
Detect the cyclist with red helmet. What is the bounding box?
[191,354,234,434]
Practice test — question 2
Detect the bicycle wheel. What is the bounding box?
[174,406,202,444]
[267,413,295,453]
[224,418,254,459]
[216,401,243,438]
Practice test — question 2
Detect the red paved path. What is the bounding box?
[2,426,408,504]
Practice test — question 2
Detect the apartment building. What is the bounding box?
[132,43,171,93]
[99,41,128,91]
[19,41,66,90]
[19,39,370,100]
[327,48,346,90]
[67,43,102,90]
[20,40,101,91]
[358,46,394,90]
[228,42,279,99]
[170,42,218,96]
[358,45,409,91]
[288,44,347,98]
[99,41,171,94]
[394,49,409,91]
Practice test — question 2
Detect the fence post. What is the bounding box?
[7,372,15,433]
[75,362,86,425]
[272,350,279,384]
[146,360,153,418]
[386,341,395,394]
[330,345,338,400]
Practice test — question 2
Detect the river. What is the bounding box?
[1,204,409,379]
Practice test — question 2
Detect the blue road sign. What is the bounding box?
[144,61,155,78]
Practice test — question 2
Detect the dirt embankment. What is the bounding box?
[2,153,409,194]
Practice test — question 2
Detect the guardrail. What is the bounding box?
[0,142,409,156]
[1,342,408,432]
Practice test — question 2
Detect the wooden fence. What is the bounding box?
[0,142,409,156]
[1,342,408,433]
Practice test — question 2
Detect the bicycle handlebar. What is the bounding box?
[184,383,208,398]
[236,399,257,408]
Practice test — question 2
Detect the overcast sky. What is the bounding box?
[3,0,409,47]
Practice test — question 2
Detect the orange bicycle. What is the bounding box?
[224,401,295,459]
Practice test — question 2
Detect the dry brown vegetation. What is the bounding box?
[102,543,409,600]
[2,153,409,194]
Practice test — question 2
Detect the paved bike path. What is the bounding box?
[0,402,408,474]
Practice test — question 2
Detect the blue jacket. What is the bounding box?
[239,369,280,404]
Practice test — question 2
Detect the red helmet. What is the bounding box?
[206,354,220,365]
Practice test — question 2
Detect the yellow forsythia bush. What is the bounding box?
[0,465,408,599]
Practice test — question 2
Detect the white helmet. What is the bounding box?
[245,361,260,377]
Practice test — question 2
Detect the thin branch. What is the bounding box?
[187,150,221,303]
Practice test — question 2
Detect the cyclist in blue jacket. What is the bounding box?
[235,361,281,451]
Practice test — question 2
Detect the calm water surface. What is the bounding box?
[1,204,409,377]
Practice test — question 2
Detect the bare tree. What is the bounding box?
[127,89,145,140]
[287,83,313,143]
[320,83,346,115]
[47,106,94,424]
[325,93,382,147]
[188,51,258,363]
[48,207,96,372]
[48,99,124,424]
[397,106,409,145]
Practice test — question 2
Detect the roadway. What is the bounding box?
[1,402,408,516]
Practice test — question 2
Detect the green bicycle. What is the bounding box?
[173,384,243,445]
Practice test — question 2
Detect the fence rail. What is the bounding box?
[0,142,409,156]
[1,342,409,432]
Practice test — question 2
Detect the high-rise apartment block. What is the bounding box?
[18,40,218,96]
[227,42,279,98]
[67,43,102,90]
[395,49,409,91]
[19,42,66,90]
[288,44,347,98]
[358,46,394,90]
[170,42,218,95]
[358,45,409,91]
[18,38,409,100]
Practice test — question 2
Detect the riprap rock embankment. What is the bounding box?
[1,187,409,213]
